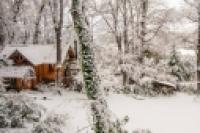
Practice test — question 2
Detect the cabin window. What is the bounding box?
[17,55,23,60]
[29,70,34,77]
[20,55,23,60]
[49,64,54,72]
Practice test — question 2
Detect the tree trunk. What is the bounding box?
[71,1,114,132]
[33,0,46,44]
[74,40,78,59]
[49,0,63,86]
[141,0,148,47]
[71,0,99,100]
[129,0,135,53]
[0,3,5,47]
[9,0,24,44]
[123,0,129,53]
[114,0,122,53]
[122,0,129,86]
[0,22,5,46]
[122,71,128,86]
[197,3,200,92]
[23,18,29,44]
[12,0,24,22]
[56,0,63,86]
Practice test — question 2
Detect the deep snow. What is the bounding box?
[0,91,92,133]
[107,93,200,133]
[1,91,200,133]
[27,91,93,133]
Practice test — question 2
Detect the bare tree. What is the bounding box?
[123,0,129,53]
[198,2,200,93]
[140,0,148,47]
[93,0,122,53]
[71,0,99,100]
[8,0,24,44]
[49,0,64,86]
[71,0,105,131]
[0,2,5,46]
[71,1,128,132]
[33,0,47,44]
[184,0,200,92]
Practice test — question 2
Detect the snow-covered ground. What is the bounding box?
[1,91,92,133]
[107,93,200,133]
[28,91,92,133]
[1,91,200,133]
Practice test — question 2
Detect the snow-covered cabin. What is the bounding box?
[0,44,77,90]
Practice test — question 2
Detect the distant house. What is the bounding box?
[0,44,78,90]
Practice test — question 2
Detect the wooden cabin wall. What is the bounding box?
[34,64,58,83]
[42,64,56,81]
[34,65,41,83]
[16,79,22,89]
[16,79,35,90]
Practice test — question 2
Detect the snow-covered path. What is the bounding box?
[107,93,200,133]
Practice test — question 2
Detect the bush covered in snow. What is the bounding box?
[91,98,129,133]
[44,114,66,126]
[177,83,196,94]
[0,94,45,128]
[119,52,178,96]
[0,79,6,92]
[109,116,129,133]
[168,46,192,81]
[95,42,195,96]
[132,129,152,133]
[0,115,9,128]
[32,122,63,133]
[32,114,66,133]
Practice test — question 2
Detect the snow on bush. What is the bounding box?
[168,46,192,81]
[32,122,63,133]
[10,116,24,128]
[0,115,9,128]
[178,83,196,94]
[0,94,45,128]
[44,114,66,126]
[32,114,66,133]
[91,99,129,133]
[110,116,129,133]
[132,129,152,133]
[95,42,194,96]
[0,79,6,92]
[119,52,178,96]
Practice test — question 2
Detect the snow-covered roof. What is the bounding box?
[0,44,70,65]
[0,66,35,79]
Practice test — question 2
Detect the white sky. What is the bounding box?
[163,0,185,10]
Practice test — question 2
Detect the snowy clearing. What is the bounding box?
[0,91,92,133]
[1,91,200,133]
[107,93,200,133]
[29,91,92,133]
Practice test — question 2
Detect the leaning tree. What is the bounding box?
[71,0,128,132]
